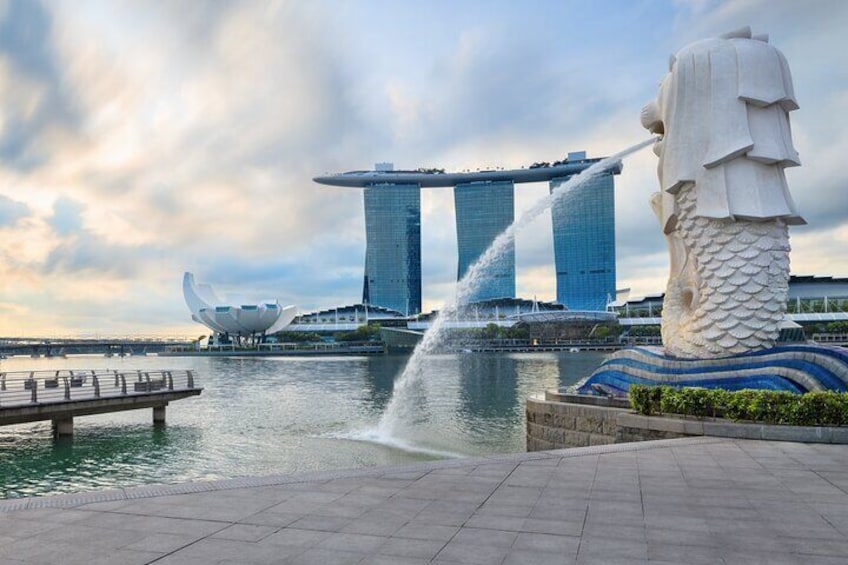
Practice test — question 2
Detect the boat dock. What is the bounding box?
[0,369,202,437]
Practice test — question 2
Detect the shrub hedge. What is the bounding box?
[629,385,848,426]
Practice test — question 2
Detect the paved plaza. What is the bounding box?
[2,437,848,564]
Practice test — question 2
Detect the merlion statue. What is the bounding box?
[641,26,805,359]
[576,27,848,396]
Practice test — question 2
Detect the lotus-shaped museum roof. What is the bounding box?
[182,272,296,334]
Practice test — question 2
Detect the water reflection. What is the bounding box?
[0,423,203,498]
[361,354,408,412]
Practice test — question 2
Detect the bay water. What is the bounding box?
[0,351,605,498]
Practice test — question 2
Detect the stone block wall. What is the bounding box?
[526,392,848,451]
[526,393,626,450]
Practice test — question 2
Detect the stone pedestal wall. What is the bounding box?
[525,393,627,450]
[526,391,848,451]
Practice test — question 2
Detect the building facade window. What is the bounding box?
[362,183,422,315]
[550,172,616,310]
[454,181,515,303]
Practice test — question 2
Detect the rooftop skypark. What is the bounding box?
[313,152,622,188]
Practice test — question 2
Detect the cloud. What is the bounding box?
[0,194,30,227]
[0,1,844,334]
[49,196,83,235]
[0,0,79,170]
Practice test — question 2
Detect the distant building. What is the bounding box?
[314,154,621,313]
[362,177,422,315]
[454,180,515,302]
[287,303,408,333]
[182,272,296,342]
[612,275,848,324]
[550,151,616,310]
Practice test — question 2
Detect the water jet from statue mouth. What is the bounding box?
[363,136,657,452]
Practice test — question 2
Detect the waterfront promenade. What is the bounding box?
[1,437,848,564]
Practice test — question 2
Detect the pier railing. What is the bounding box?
[0,369,197,408]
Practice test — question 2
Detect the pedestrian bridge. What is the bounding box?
[0,369,202,437]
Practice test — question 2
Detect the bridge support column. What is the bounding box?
[153,404,167,424]
[52,417,73,437]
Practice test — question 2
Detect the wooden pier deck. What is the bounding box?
[0,369,202,437]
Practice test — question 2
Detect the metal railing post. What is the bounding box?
[63,376,70,400]
[120,374,127,395]
[166,371,173,390]
[29,372,37,403]
[0,372,5,391]
[187,370,194,389]
[93,375,100,398]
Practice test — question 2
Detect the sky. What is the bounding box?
[0,0,846,337]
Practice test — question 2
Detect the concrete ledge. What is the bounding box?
[616,412,848,444]
[544,390,631,408]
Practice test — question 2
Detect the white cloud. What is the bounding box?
[0,0,843,334]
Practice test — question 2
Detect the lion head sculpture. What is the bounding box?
[641,26,805,234]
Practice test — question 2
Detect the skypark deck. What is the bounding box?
[314,158,622,187]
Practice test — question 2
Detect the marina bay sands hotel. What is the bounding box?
[314,152,621,315]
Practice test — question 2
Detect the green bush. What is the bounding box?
[628,385,848,427]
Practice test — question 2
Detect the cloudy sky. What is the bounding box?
[0,0,845,336]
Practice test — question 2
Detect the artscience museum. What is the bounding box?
[182,272,296,342]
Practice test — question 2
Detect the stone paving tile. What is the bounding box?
[503,548,575,565]
[119,501,256,522]
[238,509,304,527]
[526,503,589,522]
[393,522,460,542]
[521,517,584,537]
[29,523,146,550]
[286,547,364,565]
[451,527,517,548]
[2,508,91,525]
[0,518,59,539]
[463,514,525,531]
[647,542,724,565]
[156,537,270,562]
[73,548,164,565]
[121,531,201,553]
[82,512,229,537]
[413,500,479,526]
[377,537,446,560]
[719,549,808,565]
[581,521,644,542]
[211,523,279,542]
[645,526,718,547]
[788,538,848,558]
[513,531,580,554]
[4,438,848,564]
[576,537,649,561]
[377,495,431,513]
[474,502,534,518]
[576,556,647,565]
[434,540,511,565]
[317,532,387,554]
[287,515,353,532]
[360,557,428,565]
[259,527,331,548]
[339,515,404,536]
